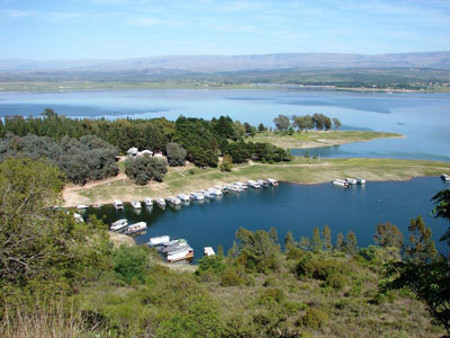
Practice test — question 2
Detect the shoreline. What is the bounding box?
[62,158,450,208]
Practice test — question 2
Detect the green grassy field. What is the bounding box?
[64,157,450,207]
[250,130,404,149]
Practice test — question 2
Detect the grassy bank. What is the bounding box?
[63,158,449,207]
[250,130,404,149]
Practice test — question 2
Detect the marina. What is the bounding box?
[84,176,449,259]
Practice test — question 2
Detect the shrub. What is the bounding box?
[220,269,246,287]
[297,308,329,329]
[111,245,151,284]
[258,288,285,305]
[325,273,349,290]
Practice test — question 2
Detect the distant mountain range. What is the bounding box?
[1,52,450,73]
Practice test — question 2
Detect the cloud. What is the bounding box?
[1,9,37,19]
[125,16,160,27]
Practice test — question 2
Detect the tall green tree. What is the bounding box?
[322,225,332,251]
[273,114,290,132]
[343,231,358,255]
[431,189,450,245]
[311,227,322,253]
[405,216,437,264]
[374,222,404,249]
[336,233,344,252]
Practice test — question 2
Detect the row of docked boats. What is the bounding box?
[147,236,194,263]
[332,177,366,188]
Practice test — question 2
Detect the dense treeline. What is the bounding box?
[1,158,448,337]
[0,110,290,172]
[0,108,174,153]
[0,133,119,184]
[273,113,341,133]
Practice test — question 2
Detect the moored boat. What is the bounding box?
[73,212,84,223]
[161,239,189,254]
[178,193,190,203]
[124,221,147,235]
[166,247,194,263]
[110,218,128,232]
[131,200,142,209]
[332,179,349,188]
[267,178,278,186]
[148,235,170,247]
[441,174,450,181]
[144,197,153,207]
[204,247,215,257]
[345,178,358,185]
[166,196,181,205]
[155,197,166,209]
[114,199,124,210]
[356,177,366,185]
[76,204,89,210]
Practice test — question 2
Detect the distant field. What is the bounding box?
[63,157,450,207]
[250,130,404,149]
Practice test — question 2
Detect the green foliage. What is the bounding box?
[232,228,281,273]
[273,114,291,131]
[295,253,351,283]
[324,273,349,290]
[0,134,119,184]
[374,222,404,249]
[312,227,322,253]
[197,255,226,274]
[125,156,168,185]
[298,308,329,329]
[165,142,187,166]
[0,157,111,297]
[219,153,233,172]
[404,216,437,264]
[382,259,450,332]
[343,231,358,255]
[322,225,332,251]
[336,232,344,252]
[220,268,246,286]
[112,245,151,284]
[431,189,450,245]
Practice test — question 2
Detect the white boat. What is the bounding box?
[110,218,128,232]
[267,178,279,186]
[144,197,153,207]
[161,239,189,254]
[441,174,450,181]
[178,194,190,203]
[131,200,142,209]
[356,177,366,185]
[166,247,194,263]
[148,235,170,247]
[332,179,349,188]
[247,180,261,189]
[198,190,213,199]
[155,197,166,209]
[73,212,84,223]
[235,182,248,189]
[346,178,358,185]
[207,188,222,197]
[204,247,215,257]
[76,204,89,210]
[192,192,205,201]
[167,196,181,205]
[124,221,147,235]
[114,199,124,210]
[256,179,265,187]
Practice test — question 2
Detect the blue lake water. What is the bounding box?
[84,178,450,258]
[0,89,449,161]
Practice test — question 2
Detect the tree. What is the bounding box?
[405,216,437,264]
[293,116,306,132]
[273,114,290,132]
[332,118,342,130]
[219,154,233,172]
[125,157,168,185]
[322,225,332,251]
[299,236,310,251]
[343,231,358,255]
[258,123,266,132]
[166,142,187,166]
[324,117,332,131]
[284,231,295,249]
[304,114,314,131]
[311,227,322,253]
[374,222,404,249]
[336,233,344,251]
[232,121,246,140]
[233,228,281,273]
[244,122,256,137]
[431,189,450,245]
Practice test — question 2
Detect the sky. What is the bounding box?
[0,0,449,60]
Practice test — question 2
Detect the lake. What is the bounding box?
[83,177,450,259]
[0,88,449,161]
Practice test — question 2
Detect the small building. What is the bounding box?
[138,149,153,157]
[204,247,215,257]
[127,147,138,156]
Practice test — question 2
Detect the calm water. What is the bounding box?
[84,178,450,259]
[0,89,449,161]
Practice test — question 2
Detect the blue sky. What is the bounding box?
[1,0,449,59]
